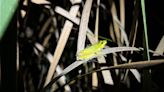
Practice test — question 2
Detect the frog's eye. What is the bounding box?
[100,41,104,44]
[100,40,107,44]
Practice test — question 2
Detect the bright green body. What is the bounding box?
[77,40,107,60]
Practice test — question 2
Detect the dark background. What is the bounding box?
[1,0,164,92]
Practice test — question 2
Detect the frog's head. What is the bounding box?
[99,40,107,48]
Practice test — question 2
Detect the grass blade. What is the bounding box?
[141,0,150,61]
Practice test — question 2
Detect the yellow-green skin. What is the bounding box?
[77,40,107,60]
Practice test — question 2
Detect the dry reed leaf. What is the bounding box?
[111,2,121,46]
[42,28,53,46]
[120,0,125,28]
[100,47,140,55]
[23,0,28,6]
[70,0,82,4]
[50,66,71,92]
[51,66,71,92]
[120,0,125,44]
[139,47,164,56]
[129,69,141,82]
[35,42,44,52]
[94,0,100,41]
[55,6,80,25]
[39,18,52,38]
[92,72,98,87]
[113,16,129,46]
[43,59,164,91]
[109,23,116,42]
[77,0,93,53]
[124,60,141,83]
[86,29,97,43]
[53,60,87,80]
[113,54,119,75]
[20,10,26,18]
[44,5,80,86]
[107,59,164,69]
[153,36,164,56]
[129,0,140,46]
[31,0,50,4]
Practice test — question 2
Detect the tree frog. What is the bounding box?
[76,40,107,60]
